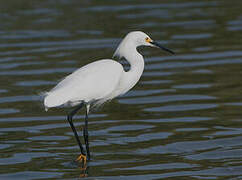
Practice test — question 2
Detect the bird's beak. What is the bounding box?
[150,41,175,55]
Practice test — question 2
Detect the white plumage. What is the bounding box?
[43,31,174,163]
[44,31,174,110]
[44,60,123,108]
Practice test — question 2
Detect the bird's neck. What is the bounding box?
[119,48,145,95]
[125,49,144,76]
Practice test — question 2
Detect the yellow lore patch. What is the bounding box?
[145,37,152,43]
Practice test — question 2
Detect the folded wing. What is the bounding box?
[44,59,123,108]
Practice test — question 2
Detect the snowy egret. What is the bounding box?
[43,31,174,164]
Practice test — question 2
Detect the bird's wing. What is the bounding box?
[44,59,123,108]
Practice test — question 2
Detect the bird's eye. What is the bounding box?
[145,37,150,43]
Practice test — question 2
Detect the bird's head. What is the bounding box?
[113,31,174,59]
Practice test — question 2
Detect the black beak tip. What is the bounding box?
[169,50,175,55]
[151,41,175,55]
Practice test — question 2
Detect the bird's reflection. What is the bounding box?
[78,162,89,178]
[69,159,89,178]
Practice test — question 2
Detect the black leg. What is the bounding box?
[83,105,90,160]
[67,103,85,155]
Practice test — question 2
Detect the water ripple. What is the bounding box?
[145,103,218,112]
[120,94,216,104]
[0,108,20,114]
[0,0,241,179]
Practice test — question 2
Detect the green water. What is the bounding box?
[0,0,242,179]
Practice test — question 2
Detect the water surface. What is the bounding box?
[0,0,242,179]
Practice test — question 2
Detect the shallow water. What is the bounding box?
[0,0,242,179]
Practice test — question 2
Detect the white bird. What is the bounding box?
[43,31,174,165]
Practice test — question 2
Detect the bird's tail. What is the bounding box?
[43,91,68,110]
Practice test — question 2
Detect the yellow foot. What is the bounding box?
[76,154,87,166]
[79,173,88,178]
